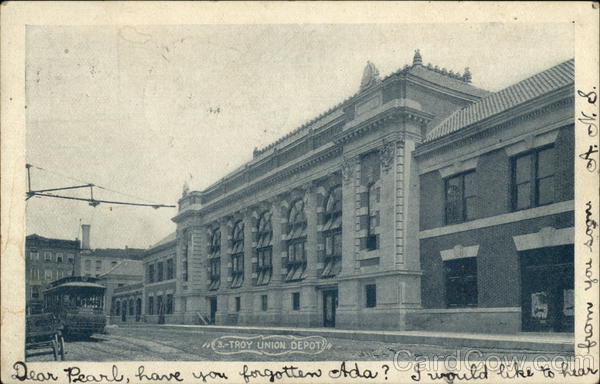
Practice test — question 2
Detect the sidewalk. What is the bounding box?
[120,323,574,353]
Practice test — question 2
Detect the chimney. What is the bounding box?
[81,224,91,250]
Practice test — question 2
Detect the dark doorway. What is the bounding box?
[323,289,338,327]
[121,301,127,322]
[520,245,574,332]
[135,298,142,322]
[209,297,217,325]
[157,295,165,324]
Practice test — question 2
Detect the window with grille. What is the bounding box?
[230,221,244,288]
[512,146,556,211]
[322,186,342,278]
[208,227,221,290]
[361,151,381,251]
[255,211,273,286]
[445,171,476,225]
[285,200,307,282]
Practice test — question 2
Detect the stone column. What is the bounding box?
[340,156,358,277]
[380,139,398,271]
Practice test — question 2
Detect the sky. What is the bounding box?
[25,23,574,249]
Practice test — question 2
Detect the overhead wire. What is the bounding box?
[27,163,173,208]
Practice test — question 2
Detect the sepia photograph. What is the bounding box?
[2,2,598,383]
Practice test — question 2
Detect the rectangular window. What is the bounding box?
[445,171,476,225]
[365,284,377,308]
[44,252,52,262]
[235,296,241,312]
[261,295,268,311]
[148,264,155,283]
[157,262,164,282]
[84,259,91,271]
[95,260,102,271]
[56,253,63,263]
[292,292,300,311]
[45,270,53,281]
[166,258,174,280]
[111,261,117,268]
[512,146,556,211]
[67,254,74,264]
[445,257,478,308]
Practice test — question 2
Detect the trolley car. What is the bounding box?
[43,276,106,338]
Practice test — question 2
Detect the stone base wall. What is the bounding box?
[405,308,521,334]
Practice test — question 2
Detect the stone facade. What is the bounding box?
[135,53,574,334]
[170,51,493,330]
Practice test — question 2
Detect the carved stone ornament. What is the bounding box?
[381,141,396,173]
[359,61,381,91]
[341,157,354,182]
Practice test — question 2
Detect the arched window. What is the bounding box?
[255,211,273,286]
[285,200,307,282]
[322,186,342,278]
[208,227,221,290]
[230,221,244,288]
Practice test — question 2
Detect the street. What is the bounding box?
[26,325,573,362]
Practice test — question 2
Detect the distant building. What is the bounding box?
[74,224,145,277]
[98,258,144,320]
[25,234,79,311]
[109,233,176,325]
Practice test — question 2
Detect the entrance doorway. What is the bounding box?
[322,289,338,327]
[520,245,574,332]
[209,297,217,325]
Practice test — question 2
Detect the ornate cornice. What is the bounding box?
[335,101,433,145]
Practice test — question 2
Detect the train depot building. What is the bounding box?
[116,52,575,334]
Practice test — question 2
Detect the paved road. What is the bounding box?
[27,325,573,362]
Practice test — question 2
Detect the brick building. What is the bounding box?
[25,234,79,311]
[137,52,573,333]
[412,59,574,333]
